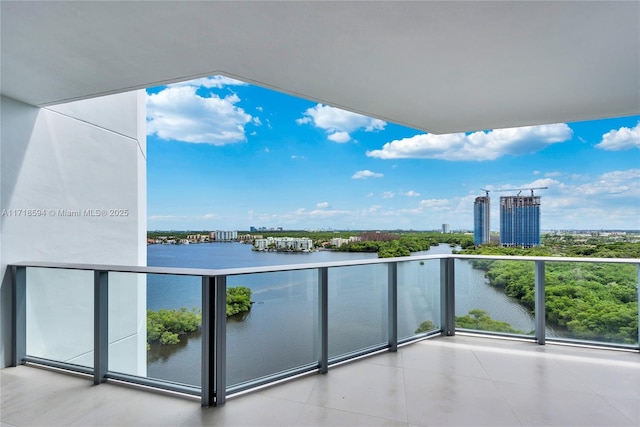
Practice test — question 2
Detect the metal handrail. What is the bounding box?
[9,253,640,407]
[10,253,640,275]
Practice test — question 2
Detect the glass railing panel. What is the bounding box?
[545,261,639,346]
[328,264,388,359]
[106,272,148,378]
[143,273,202,387]
[226,269,318,387]
[398,259,441,339]
[25,267,94,367]
[455,259,536,336]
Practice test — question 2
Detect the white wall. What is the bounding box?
[0,92,147,372]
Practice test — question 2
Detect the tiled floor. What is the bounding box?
[2,335,639,426]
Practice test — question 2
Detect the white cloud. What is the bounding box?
[382,192,395,199]
[492,178,558,191]
[526,178,563,189]
[327,131,351,143]
[419,199,450,210]
[367,123,572,161]
[533,170,541,175]
[168,75,247,89]
[298,104,386,142]
[526,169,640,229]
[575,169,640,196]
[316,202,330,209]
[147,85,252,144]
[402,190,421,197]
[253,117,262,126]
[596,122,640,150]
[352,170,383,179]
[545,171,562,177]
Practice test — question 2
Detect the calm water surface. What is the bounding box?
[146,243,540,387]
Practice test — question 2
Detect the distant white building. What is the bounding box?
[330,236,361,247]
[253,238,270,251]
[330,237,348,247]
[253,237,313,251]
[214,230,238,241]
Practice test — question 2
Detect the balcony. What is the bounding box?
[3,254,639,426]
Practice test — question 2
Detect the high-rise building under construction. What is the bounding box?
[500,196,541,247]
[473,196,490,245]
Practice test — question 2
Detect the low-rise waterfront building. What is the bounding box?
[213,230,238,241]
[187,234,209,243]
[253,237,314,252]
[329,236,361,247]
[330,237,349,247]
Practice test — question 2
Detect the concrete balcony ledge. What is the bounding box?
[2,334,638,426]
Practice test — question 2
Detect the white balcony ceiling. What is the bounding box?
[1,1,638,134]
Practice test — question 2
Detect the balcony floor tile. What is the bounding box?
[295,404,408,426]
[305,360,408,423]
[2,334,639,427]
[182,393,305,426]
[400,339,490,380]
[258,374,318,404]
[0,366,199,426]
[404,368,521,426]
[495,380,634,426]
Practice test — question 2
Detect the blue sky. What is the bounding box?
[147,76,640,231]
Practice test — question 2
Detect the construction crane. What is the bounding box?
[488,186,548,196]
[480,188,490,197]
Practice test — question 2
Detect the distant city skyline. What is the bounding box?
[147,76,640,231]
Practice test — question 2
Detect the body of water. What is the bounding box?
[145,243,541,387]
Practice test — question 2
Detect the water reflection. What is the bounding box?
[145,243,547,386]
[148,330,202,364]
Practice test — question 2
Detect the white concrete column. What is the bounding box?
[1,92,147,373]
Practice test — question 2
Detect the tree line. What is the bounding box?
[336,232,474,258]
[458,242,639,343]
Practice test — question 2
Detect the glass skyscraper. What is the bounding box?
[473,196,490,245]
[499,196,541,247]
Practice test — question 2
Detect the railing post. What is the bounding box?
[534,261,545,345]
[11,266,26,367]
[318,267,328,374]
[214,275,227,405]
[202,275,227,406]
[440,257,455,336]
[388,262,398,352]
[94,270,108,384]
[201,276,214,406]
